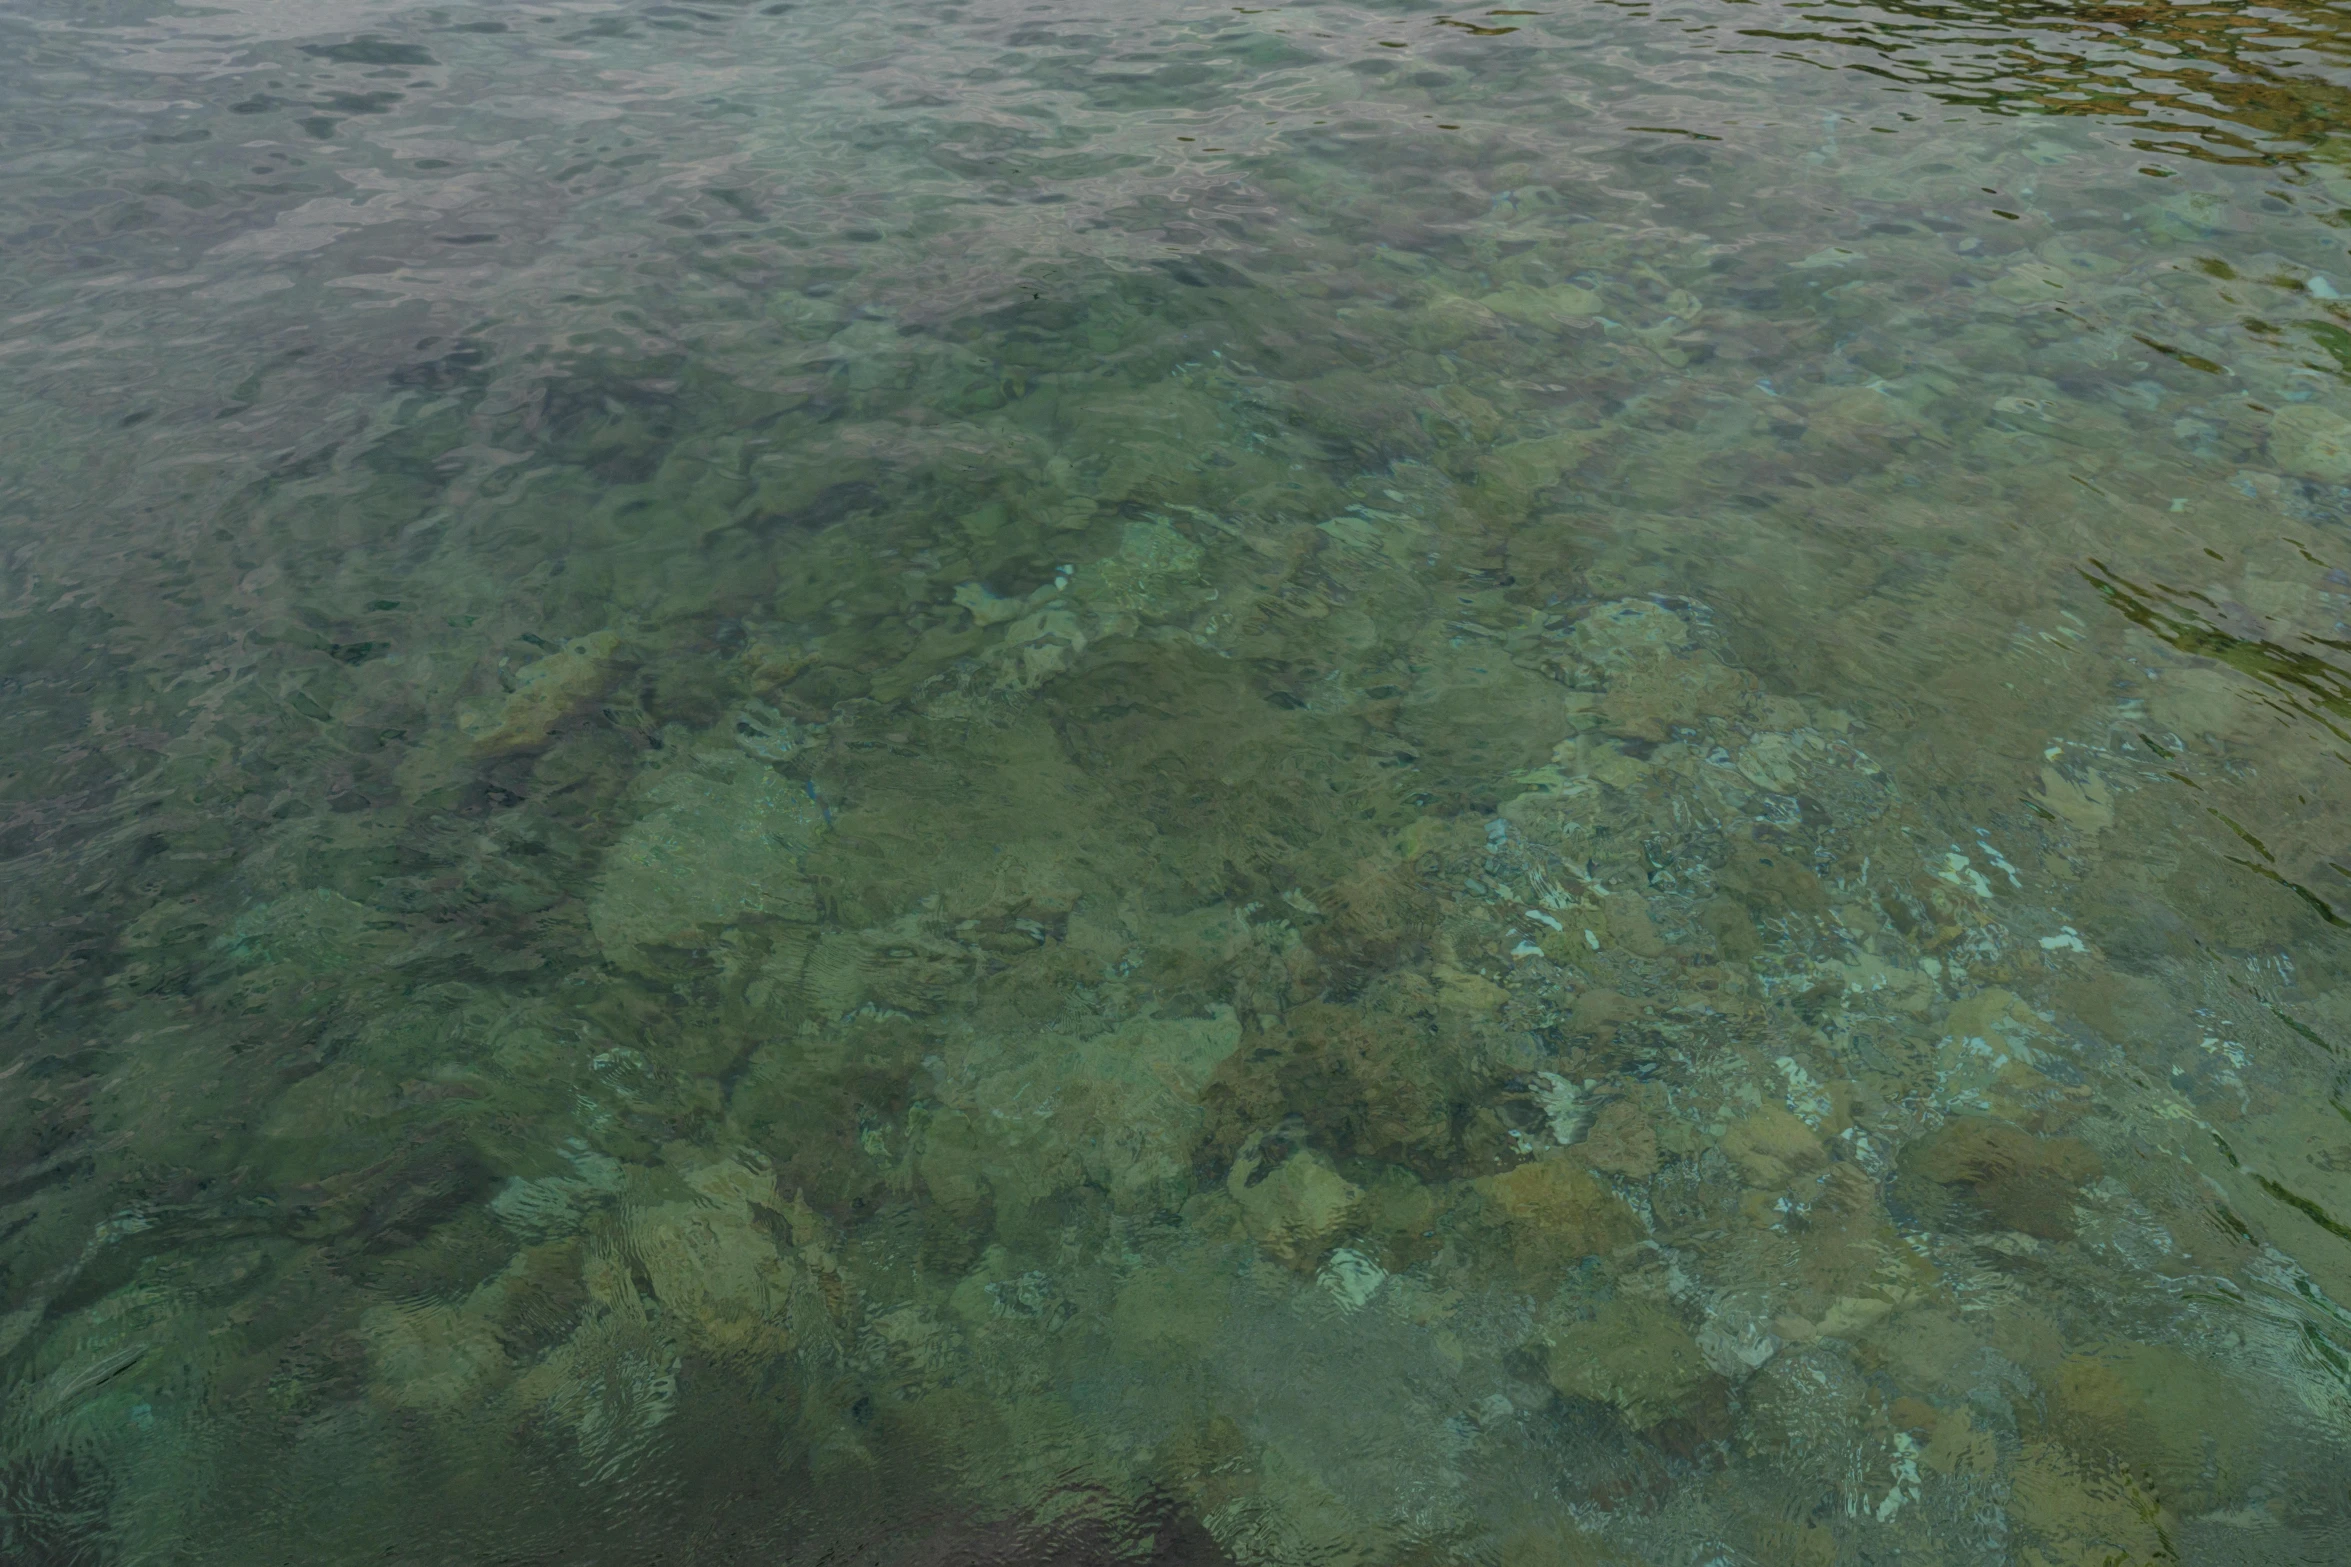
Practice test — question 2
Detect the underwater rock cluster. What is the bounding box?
[6,7,2351,1559]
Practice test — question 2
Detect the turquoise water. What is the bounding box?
[7,0,2351,1561]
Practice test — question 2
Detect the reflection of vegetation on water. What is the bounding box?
[2082,558,2351,923]
[1734,0,2351,168]
[2084,558,2351,731]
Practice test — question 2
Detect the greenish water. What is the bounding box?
[8,0,2351,1560]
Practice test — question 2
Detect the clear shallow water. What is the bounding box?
[9,0,2351,1560]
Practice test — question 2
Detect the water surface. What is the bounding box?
[7,1,2351,1562]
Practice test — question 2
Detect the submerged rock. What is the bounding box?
[793,912,976,1017]
[1229,1139,1362,1263]
[922,1008,1244,1218]
[2040,1343,2260,1511]
[627,1198,801,1359]
[1719,1103,1826,1190]
[1473,1154,1640,1280]
[1577,1099,1660,1180]
[457,630,624,753]
[1543,1296,1716,1431]
[360,1301,508,1413]
[2007,1440,2175,1567]
[1902,1116,2100,1240]
[1481,282,1604,329]
[588,746,826,967]
[2270,402,2351,482]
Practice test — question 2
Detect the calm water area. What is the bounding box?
[9,0,2351,1561]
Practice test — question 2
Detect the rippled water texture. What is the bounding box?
[10,0,2351,1561]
